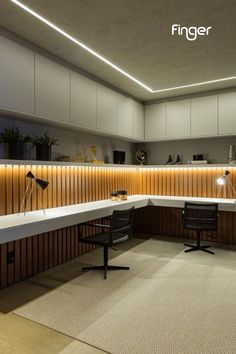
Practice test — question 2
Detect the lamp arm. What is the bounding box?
[217,184,222,198]
[227,177,236,195]
[19,181,31,214]
[24,183,35,215]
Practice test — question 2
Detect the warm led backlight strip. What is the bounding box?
[1,161,235,170]
[9,0,236,93]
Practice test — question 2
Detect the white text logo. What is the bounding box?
[172,24,212,41]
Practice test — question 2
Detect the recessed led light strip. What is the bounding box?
[10,0,152,92]
[10,0,236,94]
[152,76,236,93]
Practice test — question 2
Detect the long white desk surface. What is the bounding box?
[0,195,236,244]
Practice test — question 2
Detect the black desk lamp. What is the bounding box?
[217,170,236,198]
[19,171,49,215]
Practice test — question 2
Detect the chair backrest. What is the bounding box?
[111,207,134,234]
[183,202,218,231]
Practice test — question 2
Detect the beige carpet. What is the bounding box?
[14,239,236,354]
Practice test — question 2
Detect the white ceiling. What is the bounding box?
[0,0,236,101]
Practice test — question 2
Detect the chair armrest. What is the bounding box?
[112,225,131,234]
[82,222,111,228]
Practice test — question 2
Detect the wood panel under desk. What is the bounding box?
[1,205,236,288]
[134,206,236,245]
[0,223,104,288]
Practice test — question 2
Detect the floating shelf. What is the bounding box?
[0,159,236,169]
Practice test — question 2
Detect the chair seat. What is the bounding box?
[80,231,129,246]
[184,223,216,231]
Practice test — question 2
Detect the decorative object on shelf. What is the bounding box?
[193,154,203,161]
[187,160,209,164]
[19,170,49,215]
[57,155,71,162]
[113,150,125,164]
[0,127,31,160]
[110,191,119,201]
[165,155,173,165]
[71,155,85,163]
[135,150,147,165]
[174,154,181,164]
[217,170,236,198]
[89,145,104,164]
[118,190,128,200]
[228,144,236,164]
[32,132,58,161]
[110,190,128,201]
[90,145,97,162]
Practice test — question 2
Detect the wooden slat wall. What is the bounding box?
[140,166,236,198]
[134,206,236,245]
[0,164,236,288]
[0,165,140,215]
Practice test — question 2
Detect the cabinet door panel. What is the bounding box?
[0,35,34,113]
[35,54,69,122]
[166,99,190,138]
[70,72,96,129]
[145,103,166,140]
[133,101,144,140]
[219,92,236,134]
[117,95,133,137]
[191,95,218,136]
[97,85,117,133]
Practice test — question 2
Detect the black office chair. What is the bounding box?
[79,207,134,279]
[182,202,218,255]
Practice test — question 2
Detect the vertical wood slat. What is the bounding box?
[7,242,14,285]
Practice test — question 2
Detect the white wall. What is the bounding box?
[136,136,236,165]
[0,116,135,164]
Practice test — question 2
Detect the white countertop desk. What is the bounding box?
[0,195,236,245]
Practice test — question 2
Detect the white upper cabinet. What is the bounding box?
[0,35,34,114]
[117,94,133,137]
[70,72,96,129]
[97,84,117,133]
[219,92,236,135]
[35,54,70,122]
[166,99,190,138]
[133,101,144,140]
[191,95,218,137]
[145,103,166,140]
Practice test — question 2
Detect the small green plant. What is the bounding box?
[0,127,31,143]
[32,132,58,146]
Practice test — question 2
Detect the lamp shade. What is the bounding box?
[36,178,49,190]
[216,177,225,185]
[216,170,230,185]
[26,171,35,179]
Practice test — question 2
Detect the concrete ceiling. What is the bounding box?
[0,0,236,101]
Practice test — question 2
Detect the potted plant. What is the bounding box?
[0,127,31,160]
[32,132,58,161]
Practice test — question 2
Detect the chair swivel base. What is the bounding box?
[82,265,130,279]
[184,243,215,255]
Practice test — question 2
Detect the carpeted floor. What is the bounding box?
[14,239,236,354]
